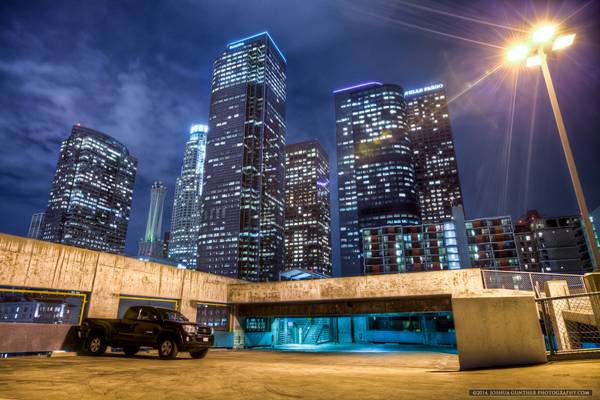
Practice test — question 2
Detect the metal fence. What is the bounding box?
[537,292,600,355]
[481,270,586,297]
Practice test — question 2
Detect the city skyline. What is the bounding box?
[1,1,599,276]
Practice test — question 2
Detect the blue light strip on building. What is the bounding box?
[227,31,287,63]
[333,81,382,94]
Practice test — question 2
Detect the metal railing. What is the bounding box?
[537,292,600,355]
[481,269,586,297]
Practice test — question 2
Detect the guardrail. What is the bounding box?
[537,291,600,355]
[481,269,586,297]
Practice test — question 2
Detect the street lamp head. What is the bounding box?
[526,55,542,68]
[532,24,557,44]
[552,33,576,51]
[506,43,530,63]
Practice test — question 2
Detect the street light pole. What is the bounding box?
[538,48,600,271]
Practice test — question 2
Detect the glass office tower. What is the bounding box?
[284,140,332,276]
[335,82,419,276]
[168,124,208,269]
[198,32,286,281]
[405,83,463,223]
[41,124,137,254]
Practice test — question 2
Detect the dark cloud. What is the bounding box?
[1,0,599,276]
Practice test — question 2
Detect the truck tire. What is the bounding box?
[123,345,140,356]
[158,337,178,360]
[189,349,208,359]
[86,333,107,356]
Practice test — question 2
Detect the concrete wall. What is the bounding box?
[0,233,239,321]
[228,269,485,304]
[452,294,547,370]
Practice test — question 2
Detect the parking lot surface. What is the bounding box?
[0,349,599,399]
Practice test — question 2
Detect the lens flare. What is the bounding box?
[532,24,557,44]
[506,44,529,63]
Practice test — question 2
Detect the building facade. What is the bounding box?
[138,181,167,258]
[335,82,419,276]
[362,206,471,274]
[284,140,332,276]
[27,212,45,239]
[466,215,520,270]
[198,32,287,281]
[168,124,208,269]
[41,125,136,254]
[515,211,593,274]
[405,83,463,223]
[514,210,542,272]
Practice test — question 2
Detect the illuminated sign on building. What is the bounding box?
[404,83,444,97]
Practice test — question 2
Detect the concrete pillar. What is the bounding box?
[544,280,572,351]
[583,273,600,329]
[178,269,197,322]
[86,253,123,318]
[231,307,245,350]
[352,316,368,343]
[421,314,438,346]
[337,317,352,343]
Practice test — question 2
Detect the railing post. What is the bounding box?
[529,272,535,293]
[539,299,555,356]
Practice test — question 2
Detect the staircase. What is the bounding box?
[276,318,331,345]
[302,318,330,345]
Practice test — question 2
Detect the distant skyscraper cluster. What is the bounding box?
[41,125,136,254]
[31,32,598,280]
[334,82,463,276]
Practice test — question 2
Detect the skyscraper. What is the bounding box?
[27,212,45,239]
[335,82,419,276]
[41,124,137,254]
[284,140,332,276]
[138,181,167,258]
[168,124,208,269]
[405,83,463,223]
[198,32,287,281]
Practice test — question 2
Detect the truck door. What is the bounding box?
[115,307,140,342]
[134,307,160,346]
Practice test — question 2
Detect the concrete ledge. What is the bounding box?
[452,294,547,370]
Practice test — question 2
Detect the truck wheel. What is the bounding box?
[86,334,107,356]
[158,337,178,360]
[123,345,140,356]
[190,349,209,359]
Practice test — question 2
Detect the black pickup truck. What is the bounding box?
[78,306,213,359]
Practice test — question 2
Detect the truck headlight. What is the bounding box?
[183,325,197,335]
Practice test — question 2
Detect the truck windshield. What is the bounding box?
[160,310,188,322]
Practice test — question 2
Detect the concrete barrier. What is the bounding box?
[452,294,547,370]
[0,323,79,353]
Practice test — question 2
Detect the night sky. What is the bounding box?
[1,0,599,276]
